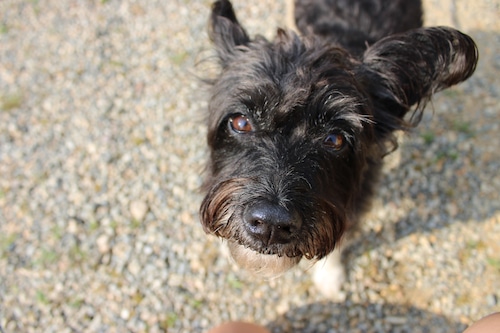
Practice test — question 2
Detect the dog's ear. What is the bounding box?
[209,0,250,65]
[360,27,478,133]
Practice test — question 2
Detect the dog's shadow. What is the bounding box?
[266,301,467,332]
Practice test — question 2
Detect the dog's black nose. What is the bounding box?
[243,202,302,245]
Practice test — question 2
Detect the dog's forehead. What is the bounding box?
[213,37,369,131]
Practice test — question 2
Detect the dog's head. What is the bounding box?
[200,0,478,277]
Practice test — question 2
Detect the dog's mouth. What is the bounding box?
[227,240,302,278]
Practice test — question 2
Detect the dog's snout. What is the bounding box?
[243,202,301,245]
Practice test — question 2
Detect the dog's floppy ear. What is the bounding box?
[361,27,478,133]
[209,0,250,65]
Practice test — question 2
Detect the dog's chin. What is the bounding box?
[227,241,302,278]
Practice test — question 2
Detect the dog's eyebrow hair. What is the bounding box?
[237,84,285,118]
[310,90,367,125]
[324,93,360,108]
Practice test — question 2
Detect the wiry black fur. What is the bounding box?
[294,0,423,56]
[200,0,478,274]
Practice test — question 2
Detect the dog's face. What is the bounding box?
[200,1,477,277]
[201,30,377,276]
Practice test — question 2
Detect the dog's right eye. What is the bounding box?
[323,132,346,151]
[229,114,254,133]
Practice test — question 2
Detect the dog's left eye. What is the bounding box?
[323,133,345,151]
[229,114,254,133]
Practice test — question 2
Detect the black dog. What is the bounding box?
[200,0,478,292]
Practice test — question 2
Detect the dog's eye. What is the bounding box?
[323,133,345,151]
[229,114,253,133]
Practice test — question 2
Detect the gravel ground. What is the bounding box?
[0,0,499,332]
